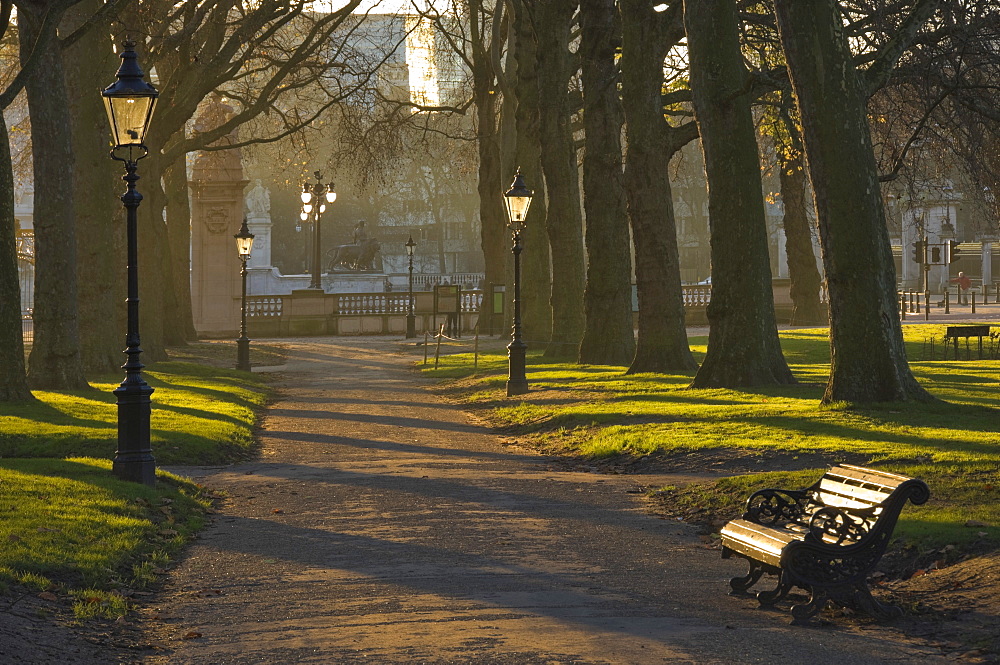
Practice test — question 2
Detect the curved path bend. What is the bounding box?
[143,337,945,664]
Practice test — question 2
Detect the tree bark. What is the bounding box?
[620,0,697,374]
[134,150,170,363]
[18,3,89,390]
[684,0,794,388]
[578,0,635,366]
[774,0,933,403]
[535,0,586,359]
[164,155,197,344]
[64,0,124,374]
[779,150,826,326]
[511,0,552,345]
[468,0,508,336]
[0,111,33,401]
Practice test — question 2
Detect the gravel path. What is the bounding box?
[135,337,948,664]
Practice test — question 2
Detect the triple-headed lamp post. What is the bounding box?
[405,235,417,338]
[102,41,159,486]
[300,172,336,290]
[503,169,533,397]
[234,219,255,371]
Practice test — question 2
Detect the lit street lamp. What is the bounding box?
[405,235,417,338]
[503,169,533,396]
[300,172,336,290]
[234,218,255,371]
[102,40,159,486]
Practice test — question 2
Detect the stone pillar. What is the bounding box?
[190,96,249,336]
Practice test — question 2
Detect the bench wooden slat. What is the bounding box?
[815,478,893,508]
[720,519,797,568]
[830,465,911,489]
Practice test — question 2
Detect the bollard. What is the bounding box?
[434,324,444,369]
[945,289,950,314]
[972,291,976,314]
[900,293,906,320]
[924,291,930,321]
[424,331,429,365]
[474,326,479,372]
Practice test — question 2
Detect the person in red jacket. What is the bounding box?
[951,271,972,304]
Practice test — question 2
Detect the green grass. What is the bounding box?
[0,360,270,464]
[424,324,1000,550]
[0,342,279,617]
[0,457,211,617]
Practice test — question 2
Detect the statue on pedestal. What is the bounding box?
[328,220,381,272]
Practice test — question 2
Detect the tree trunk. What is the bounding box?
[535,0,586,359]
[620,0,697,374]
[578,0,635,366]
[511,0,552,345]
[19,5,89,390]
[0,111,33,401]
[684,0,794,388]
[164,156,197,344]
[779,150,826,326]
[135,150,170,363]
[774,0,932,403]
[64,0,124,375]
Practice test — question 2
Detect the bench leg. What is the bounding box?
[848,583,903,621]
[790,586,829,625]
[728,560,765,595]
[756,576,793,608]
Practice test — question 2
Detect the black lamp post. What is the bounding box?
[102,41,159,486]
[503,169,533,396]
[234,218,255,371]
[300,172,336,290]
[405,235,417,338]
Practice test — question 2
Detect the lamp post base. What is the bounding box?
[113,382,156,486]
[406,314,416,339]
[236,336,251,371]
[506,340,528,396]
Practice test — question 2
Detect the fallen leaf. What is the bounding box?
[37,592,58,602]
[272,508,284,514]
[7,534,21,542]
[159,529,179,537]
[182,631,203,640]
[965,519,991,527]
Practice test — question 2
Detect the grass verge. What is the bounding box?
[0,347,277,464]
[0,457,212,618]
[421,324,1000,553]
[0,341,282,617]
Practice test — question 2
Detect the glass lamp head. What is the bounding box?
[503,168,533,227]
[102,41,159,147]
[234,218,255,258]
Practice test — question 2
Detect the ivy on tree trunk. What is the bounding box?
[65,0,125,374]
[536,0,586,359]
[621,0,698,374]
[779,150,826,326]
[0,111,33,402]
[685,0,795,388]
[774,0,933,403]
[511,0,553,344]
[578,0,636,367]
[19,5,89,390]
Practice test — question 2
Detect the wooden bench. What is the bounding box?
[720,465,929,624]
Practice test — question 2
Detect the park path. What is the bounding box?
[142,337,947,664]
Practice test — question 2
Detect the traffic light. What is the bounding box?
[949,240,960,262]
[931,246,942,263]
[912,240,924,263]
